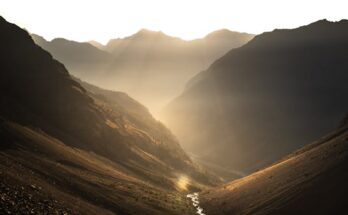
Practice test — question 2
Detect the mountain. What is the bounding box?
[200,118,348,214]
[161,19,348,179]
[0,16,217,214]
[31,34,113,80]
[33,29,254,114]
[88,40,105,50]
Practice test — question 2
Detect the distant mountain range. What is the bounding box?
[32,29,254,114]
[2,13,348,214]
[0,16,217,214]
[161,19,348,178]
[31,34,114,81]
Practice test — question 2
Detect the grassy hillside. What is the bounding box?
[0,120,197,214]
[200,119,348,215]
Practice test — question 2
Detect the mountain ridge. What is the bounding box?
[32,28,254,114]
[0,16,217,214]
[162,19,348,178]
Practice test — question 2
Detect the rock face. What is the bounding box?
[32,29,254,114]
[0,16,216,214]
[162,19,348,177]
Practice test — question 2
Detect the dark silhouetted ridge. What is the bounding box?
[162,19,348,178]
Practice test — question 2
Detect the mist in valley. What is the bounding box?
[31,29,253,115]
[1,0,348,214]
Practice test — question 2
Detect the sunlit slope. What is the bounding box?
[162,19,348,177]
[200,119,348,215]
[0,16,216,214]
[76,79,220,188]
[0,120,198,215]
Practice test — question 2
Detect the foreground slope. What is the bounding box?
[0,121,198,215]
[162,19,348,177]
[200,118,348,215]
[0,16,215,214]
[33,29,253,113]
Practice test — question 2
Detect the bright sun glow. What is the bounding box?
[176,175,190,191]
[0,0,347,43]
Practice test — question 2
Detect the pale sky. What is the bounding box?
[1,0,347,44]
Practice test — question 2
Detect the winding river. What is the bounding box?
[187,192,206,215]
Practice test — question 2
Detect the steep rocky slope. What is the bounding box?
[0,16,216,214]
[162,19,348,178]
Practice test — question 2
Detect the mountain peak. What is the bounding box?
[31,34,48,45]
[243,19,348,50]
[163,18,348,178]
[303,18,348,29]
[51,37,74,43]
[134,28,166,38]
[88,40,105,50]
[0,16,6,23]
[204,29,253,40]
[138,28,158,34]
[205,29,232,37]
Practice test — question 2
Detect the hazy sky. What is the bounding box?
[1,0,347,44]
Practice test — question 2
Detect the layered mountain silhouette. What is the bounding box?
[31,34,114,80]
[200,117,348,215]
[32,29,253,114]
[0,16,217,214]
[162,19,348,178]
[3,11,348,214]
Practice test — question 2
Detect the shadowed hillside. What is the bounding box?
[162,19,348,178]
[32,29,253,114]
[0,16,217,214]
[200,117,348,215]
